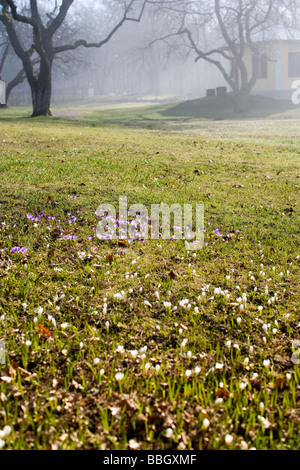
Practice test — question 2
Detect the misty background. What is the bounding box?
[1,0,300,107]
[1,0,228,106]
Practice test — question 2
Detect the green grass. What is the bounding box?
[0,98,299,450]
[2,92,300,128]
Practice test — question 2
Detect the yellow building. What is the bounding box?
[245,27,300,98]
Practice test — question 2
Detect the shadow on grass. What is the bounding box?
[1,93,300,129]
[160,94,300,120]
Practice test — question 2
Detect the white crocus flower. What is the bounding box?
[263,359,270,368]
[115,372,124,381]
[203,418,210,429]
[225,434,233,445]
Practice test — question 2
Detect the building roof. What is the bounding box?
[251,26,300,43]
[204,26,300,52]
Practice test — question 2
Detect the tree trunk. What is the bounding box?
[234,89,250,114]
[31,76,52,117]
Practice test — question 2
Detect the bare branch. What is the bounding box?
[0,0,35,26]
[54,1,147,55]
[182,26,237,92]
[0,41,9,78]
[47,0,74,36]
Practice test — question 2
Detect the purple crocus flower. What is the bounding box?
[10,246,29,255]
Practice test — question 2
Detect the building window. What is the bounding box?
[288,52,300,77]
[260,54,268,78]
[253,53,268,79]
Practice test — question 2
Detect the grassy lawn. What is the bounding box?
[0,97,299,450]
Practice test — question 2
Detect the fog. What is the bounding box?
[2,0,300,107]
[2,0,228,106]
[49,11,226,103]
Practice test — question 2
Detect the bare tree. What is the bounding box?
[147,0,291,113]
[0,0,146,116]
[0,3,97,105]
[0,33,39,104]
